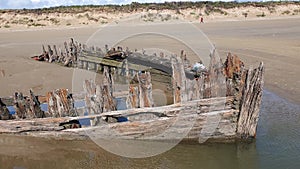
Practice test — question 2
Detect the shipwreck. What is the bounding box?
[0,39,264,143]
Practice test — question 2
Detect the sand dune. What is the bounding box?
[0,3,299,30]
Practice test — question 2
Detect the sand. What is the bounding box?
[0,3,299,29]
[199,17,300,104]
[0,17,299,105]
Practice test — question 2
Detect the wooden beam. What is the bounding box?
[237,62,264,138]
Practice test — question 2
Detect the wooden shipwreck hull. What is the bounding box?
[0,40,264,143]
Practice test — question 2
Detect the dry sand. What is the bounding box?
[0,3,299,29]
[0,17,299,105]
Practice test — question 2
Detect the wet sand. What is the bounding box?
[0,17,299,104]
[0,27,98,97]
[199,18,300,104]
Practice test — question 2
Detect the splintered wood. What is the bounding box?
[35,38,81,67]
[237,62,264,138]
[0,98,11,120]
[171,56,188,103]
[13,90,45,119]
[171,49,226,103]
[46,89,76,117]
[127,72,154,109]
[2,40,265,142]
[171,51,264,138]
[83,66,116,114]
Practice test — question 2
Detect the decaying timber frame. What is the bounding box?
[0,39,264,143]
[46,89,76,117]
[13,90,45,119]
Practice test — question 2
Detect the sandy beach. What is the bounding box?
[199,17,300,104]
[0,16,299,105]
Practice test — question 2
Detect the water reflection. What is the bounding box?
[0,134,258,169]
[0,90,299,169]
[257,90,300,169]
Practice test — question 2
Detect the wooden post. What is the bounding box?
[64,41,69,54]
[29,89,45,118]
[102,85,116,112]
[14,92,27,119]
[207,48,226,98]
[86,61,89,70]
[53,45,59,61]
[83,80,98,115]
[237,62,264,138]
[126,85,139,109]
[125,59,129,78]
[171,56,187,103]
[47,89,76,117]
[0,98,12,120]
[48,45,54,62]
[103,66,114,96]
[42,45,46,54]
[126,72,153,108]
[58,47,64,63]
[83,79,116,114]
[96,64,102,73]
[77,60,83,69]
[46,91,58,117]
[13,90,44,119]
[82,61,87,70]
[93,63,97,71]
[223,53,245,110]
[137,72,154,108]
[83,67,116,114]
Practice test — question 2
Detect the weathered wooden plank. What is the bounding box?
[83,68,116,115]
[70,96,233,120]
[171,56,188,103]
[79,54,149,71]
[237,62,264,138]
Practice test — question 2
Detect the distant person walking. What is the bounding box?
[200,16,204,23]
